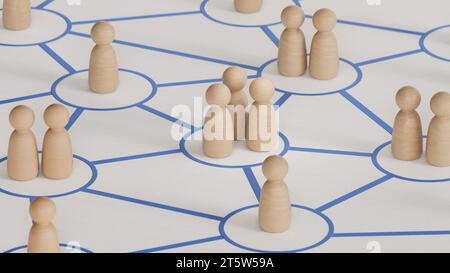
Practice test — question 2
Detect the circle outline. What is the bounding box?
[4,243,94,253]
[0,8,72,47]
[257,58,363,96]
[0,154,98,198]
[419,24,450,63]
[372,140,450,183]
[200,0,283,28]
[180,129,291,169]
[219,204,334,253]
[51,68,158,111]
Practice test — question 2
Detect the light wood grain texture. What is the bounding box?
[426,92,450,167]
[259,156,291,233]
[392,86,423,161]
[234,0,262,14]
[223,67,248,141]
[246,78,278,152]
[203,83,234,158]
[2,0,31,31]
[42,104,73,180]
[309,8,339,80]
[89,22,119,94]
[7,106,39,181]
[278,5,307,77]
[28,197,59,253]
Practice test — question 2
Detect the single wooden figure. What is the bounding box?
[278,5,307,77]
[89,22,119,94]
[28,197,59,253]
[392,86,423,161]
[2,0,32,31]
[223,67,248,141]
[426,92,450,167]
[42,104,73,180]
[246,78,278,152]
[7,106,39,181]
[203,83,234,158]
[309,8,339,80]
[234,0,262,14]
[259,155,291,233]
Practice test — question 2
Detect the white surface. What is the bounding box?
[1,0,450,253]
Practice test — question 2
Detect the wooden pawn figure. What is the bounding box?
[259,155,291,233]
[234,0,263,14]
[89,22,119,94]
[203,84,234,158]
[392,86,423,161]
[42,104,73,180]
[246,78,278,152]
[309,8,339,80]
[223,67,248,141]
[2,0,31,31]
[28,197,59,253]
[7,106,39,181]
[426,92,450,167]
[278,5,307,77]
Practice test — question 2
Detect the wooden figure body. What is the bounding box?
[2,0,31,31]
[7,106,39,181]
[278,6,307,77]
[309,9,339,80]
[259,156,291,233]
[89,22,119,94]
[28,197,59,253]
[203,84,234,158]
[42,104,73,180]
[234,0,262,14]
[426,92,450,167]
[392,86,423,161]
[223,67,248,141]
[246,78,278,152]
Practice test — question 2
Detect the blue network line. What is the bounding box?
[2,0,448,253]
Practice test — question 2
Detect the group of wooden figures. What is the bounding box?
[392,88,450,167]
[202,67,278,158]
[7,104,73,181]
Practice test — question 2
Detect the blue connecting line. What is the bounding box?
[357,49,423,66]
[243,167,261,201]
[0,92,52,105]
[131,235,223,253]
[35,0,55,9]
[39,44,76,73]
[83,188,224,222]
[292,0,302,6]
[333,230,450,238]
[260,26,279,47]
[340,91,393,134]
[274,93,291,108]
[137,104,196,131]
[289,147,373,157]
[72,11,202,25]
[69,31,260,71]
[65,108,84,130]
[316,174,393,212]
[91,149,181,165]
[157,77,223,88]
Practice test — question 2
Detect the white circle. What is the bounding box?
[0,9,68,46]
[223,206,330,252]
[183,130,286,167]
[423,26,450,60]
[203,0,293,27]
[0,156,93,197]
[261,59,359,95]
[54,70,155,110]
[376,142,450,181]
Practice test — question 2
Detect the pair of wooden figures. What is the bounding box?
[392,87,450,167]
[278,6,339,80]
[7,104,73,181]
[203,67,278,159]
